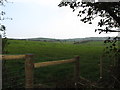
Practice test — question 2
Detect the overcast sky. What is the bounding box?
[1,0,118,39]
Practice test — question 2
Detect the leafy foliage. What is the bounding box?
[58,1,120,59]
[0,0,11,53]
[58,0,120,88]
[58,1,120,33]
[0,1,11,89]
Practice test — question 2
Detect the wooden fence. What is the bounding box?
[1,54,80,88]
[1,54,105,88]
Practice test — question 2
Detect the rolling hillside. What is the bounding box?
[10,37,115,42]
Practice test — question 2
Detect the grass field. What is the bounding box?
[3,39,113,88]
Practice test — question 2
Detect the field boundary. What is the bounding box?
[2,54,80,88]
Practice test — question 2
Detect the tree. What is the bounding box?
[58,0,120,33]
[0,0,12,53]
[0,0,13,88]
[58,0,120,88]
[0,0,8,53]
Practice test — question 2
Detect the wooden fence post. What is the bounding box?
[100,56,103,79]
[25,54,34,88]
[74,56,80,87]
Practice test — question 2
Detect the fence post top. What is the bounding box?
[25,54,34,57]
[74,56,80,58]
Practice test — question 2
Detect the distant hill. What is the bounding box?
[27,37,60,42]
[10,37,116,42]
[61,37,109,42]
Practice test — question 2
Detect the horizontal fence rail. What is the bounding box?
[2,54,80,88]
[1,55,26,60]
[2,53,110,88]
[34,59,76,68]
[2,54,30,89]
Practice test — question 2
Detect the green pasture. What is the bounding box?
[3,39,114,88]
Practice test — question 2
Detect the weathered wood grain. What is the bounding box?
[25,54,34,88]
[34,59,75,68]
[1,55,25,60]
